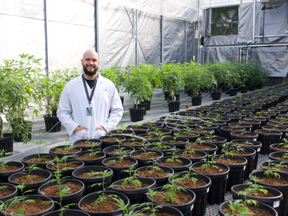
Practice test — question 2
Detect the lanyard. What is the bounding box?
[82,74,97,105]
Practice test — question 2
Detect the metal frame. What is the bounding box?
[44,0,49,75]
[95,0,99,54]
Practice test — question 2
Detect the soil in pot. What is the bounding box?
[0,183,17,203]
[73,138,102,150]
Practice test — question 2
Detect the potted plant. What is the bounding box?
[183,61,213,106]
[161,62,183,112]
[123,65,153,122]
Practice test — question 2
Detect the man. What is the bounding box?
[57,50,123,143]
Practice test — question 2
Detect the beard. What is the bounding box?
[83,65,98,77]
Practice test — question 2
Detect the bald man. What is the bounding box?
[57,50,124,143]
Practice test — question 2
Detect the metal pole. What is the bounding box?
[94,0,99,54]
[135,9,138,65]
[197,0,200,63]
[184,21,187,62]
[252,0,256,43]
[44,0,49,75]
[237,47,240,63]
[161,15,164,64]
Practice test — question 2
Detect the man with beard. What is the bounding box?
[57,50,123,143]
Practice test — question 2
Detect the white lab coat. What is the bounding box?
[57,73,123,144]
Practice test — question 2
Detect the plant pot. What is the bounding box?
[191,161,230,205]
[230,131,259,141]
[168,101,180,112]
[129,107,145,122]
[126,125,149,135]
[44,114,62,132]
[78,190,129,216]
[0,194,55,216]
[211,91,221,100]
[0,133,13,154]
[249,171,288,216]
[135,165,174,186]
[43,209,91,216]
[72,165,113,196]
[38,179,85,209]
[46,159,85,177]
[230,139,262,169]
[146,186,196,216]
[228,122,253,131]
[255,129,282,155]
[131,204,184,216]
[73,151,106,166]
[73,138,102,151]
[120,137,147,150]
[229,88,238,96]
[249,84,256,91]
[261,160,288,174]
[185,142,218,155]
[191,95,202,106]
[169,172,212,216]
[222,146,256,180]
[198,136,227,154]
[99,135,126,150]
[49,145,82,158]
[0,183,17,202]
[21,153,57,169]
[231,184,283,213]
[8,169,52,195]
[0,161,25,182]
[174,149,207,163]
[240,86,249,93]
[219,199,278,216]
[102,156,138,182]
[103,146,135,158]
[161,136,189,149]
[111,177,156,204]
[219,126,246,141]
[239,119,262,131]
[130,149,163,167]
[269,151,288,162]
[146,143,176,156]
[157,156,192,173]
[212,155,247,192]
[269,143,288,153]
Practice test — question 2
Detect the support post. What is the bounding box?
[94,0,99,54]
[184,21,187,62]
[44,0,49,75]
[135,9,138,65]
[252,0,256,44]
[161,15,164,64]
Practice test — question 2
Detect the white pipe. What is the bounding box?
[252,0,256,43]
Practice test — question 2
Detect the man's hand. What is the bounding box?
[96,126,107,132]
[74,126,88,132]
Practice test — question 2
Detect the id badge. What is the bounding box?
[86,107,92,116]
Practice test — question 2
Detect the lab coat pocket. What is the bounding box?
[99,91,110,105]
[93,129,107,139]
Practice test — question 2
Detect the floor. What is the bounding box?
[2,88,269,216]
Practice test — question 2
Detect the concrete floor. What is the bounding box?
[4,89,240,161]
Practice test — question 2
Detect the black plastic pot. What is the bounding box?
[222,146,256,180]
[49,145,82,158]
[211,91,221,100]
[261,160,288,174]
[99,135,126,150]
[230,139,262,169]
[157,156,192,173]
[212,155,247,191]
[161,136,189,149]
[198,136,227,154]
[135,165,174,186]
[168,100,180,112]
[249,171,288,216]
[129,107,145,122]
[230,131,259,141]
[73,138,102,151]
[131,204,183,216]
[21,153,57,169]
[78,190,129,216]
[192,95,202,106]
[46,159,85,177]
[146,143,176,156]
[239,119,262,131]
[43,209,91,216]
[0,183,17,202]
[191,161,230,205]
[111,177,156,204]
[103,146,135,158]
[72,165,113,195]
[263,125,288,139]
[269,143,288,153]
[269,151,288,162]
[8,169,52,195]
[146,185,196,216]
[228,122,253,131]
[126,125,149,135]
[73,151,106,166]
[174,149,207,163]
[229,88,238,96]
[102,156,138,182]
[219,199,277,216]
[1,194,55,216]
[219,126,246,141]
[38,179,85,209]
[255,129,282,155]
[169,172,212,216]
[0,133,14,154]
[175,132,200,142]
[231,184,283,213]
[130,149,163,167]
[0,161,25,182]
[186,142,218,155]
[44,114,62,132]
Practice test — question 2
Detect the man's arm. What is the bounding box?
[57,85,81,136]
